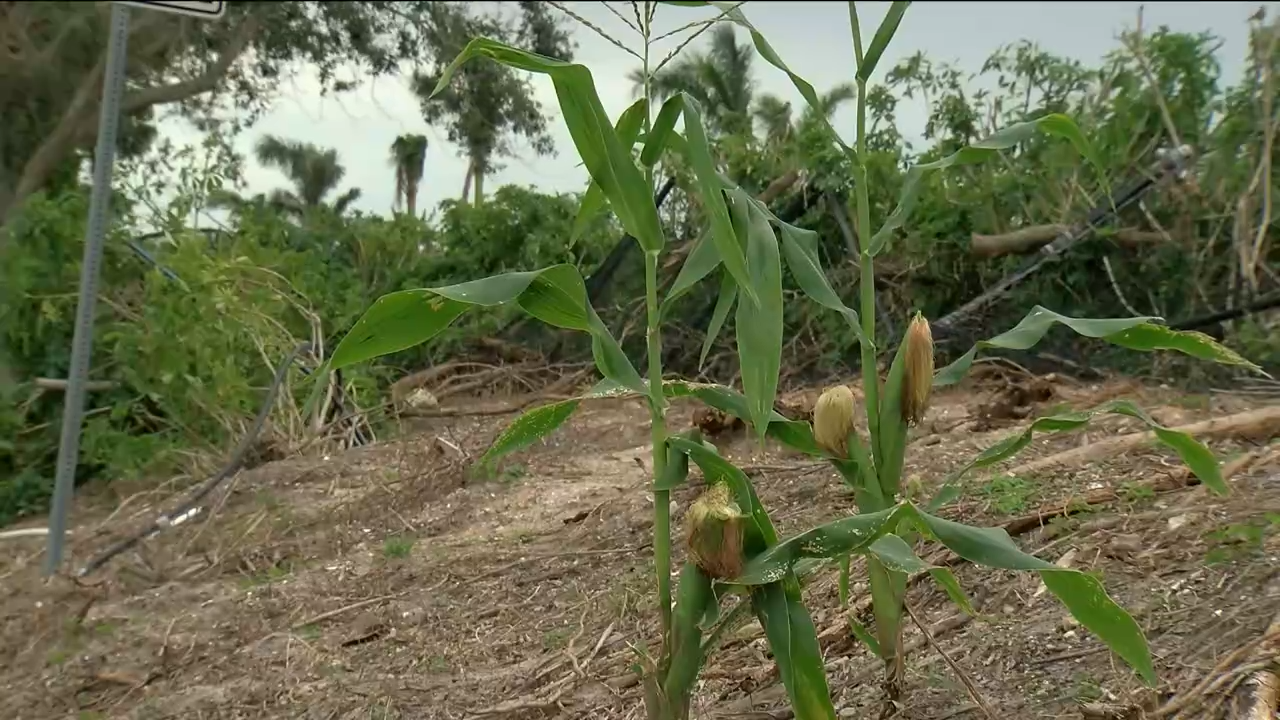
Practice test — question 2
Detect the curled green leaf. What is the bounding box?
[934,306,1265,387]
[942,399,1225,495]
[700,271,737,371]
[431,38,665,252]
[570,99,649,246]
[669,436,778,552]
[663,380,822,455]
[664,230,721,312]
[773,218,864,344]
[867,535,975,616]
[481,399,580,465]
[642,94,684,167]
[730,188,785,442]
[681,94,757,305]
[329,265,644,395]
[914,511,1155,685]
[708,3,858,165]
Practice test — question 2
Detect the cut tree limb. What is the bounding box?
[970,224,1166,258]
[1007,405,1280,477]
[34,377,117,392]
[1239,611,1280,720]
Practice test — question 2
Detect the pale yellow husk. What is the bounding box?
[685,482,745,580]
[814,384,857,457]
[902,312,934,426]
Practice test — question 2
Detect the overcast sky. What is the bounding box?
[160,1,1265,221]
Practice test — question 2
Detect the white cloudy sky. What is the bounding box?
[161,1,1264,221]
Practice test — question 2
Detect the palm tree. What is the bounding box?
[390,134,429,217]
[252,135,362,217]
[753,83,858,147]
[629,24,756,137]
[753,95,794,145]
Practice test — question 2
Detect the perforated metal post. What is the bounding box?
[44,3,133,576]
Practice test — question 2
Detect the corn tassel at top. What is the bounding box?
[901,313,934,427]
[813,384,857,457]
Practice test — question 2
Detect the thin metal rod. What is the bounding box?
[44,3,132,576]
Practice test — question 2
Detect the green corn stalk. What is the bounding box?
[315,1,1269,718]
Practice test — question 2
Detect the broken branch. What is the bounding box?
[970,225,1167,257]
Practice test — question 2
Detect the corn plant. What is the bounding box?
[319,2,1266,718]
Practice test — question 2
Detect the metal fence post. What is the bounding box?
[44,3,133,576]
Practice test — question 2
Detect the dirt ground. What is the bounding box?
[2,369,1279,720]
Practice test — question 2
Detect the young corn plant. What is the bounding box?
[318,2,1267,718]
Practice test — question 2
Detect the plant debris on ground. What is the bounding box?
[2,373,1277,719]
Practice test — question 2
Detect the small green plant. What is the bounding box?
[980,474,1036,514]
[321,3,1265,717]
[1072,673,1105,703]
[1203,514,1280,565]
[383,535,415,559]
[1120,481,1157,504]
[542,627,573,650]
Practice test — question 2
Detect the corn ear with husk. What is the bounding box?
[813,385,857,457]
[685,482,745,580]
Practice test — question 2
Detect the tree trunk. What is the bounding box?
[472,158,486,206]
[406,179,418,218]
[461,160,474,202]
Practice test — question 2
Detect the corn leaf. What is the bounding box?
[669,437,778,552]
[638,129,690,158]
[848,612,882,657]
[929,399,1225,507]
[838,555,852,606]
[570,184,609,247]
[773,218,865,344]
[731,188,785,442]
[663,563,715,715]
[681,94,757,305]
[571,99,649,246]
[671,438,838,717]
[868,534,975,616]
[875,335,911,498]
[857,1,911,81]
[707,3,858,165]
[751,583,838,720]
[934,307,1265,387]
[481,379,651,466]
[663,230,721,312]
[914,511,1155,685]
[737,506,903,584]
[329,266,644,396]
[481,400,579,465]
[871,114,1102,255]
[653,430,696,491]
[642,94,684,167]
[700,271,738,370]
[737,502,1156,685]
[662,382,822,455]
[431,38,665,252]
[1106,325,1268,375]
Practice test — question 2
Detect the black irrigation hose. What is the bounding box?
[76,341,312,577]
